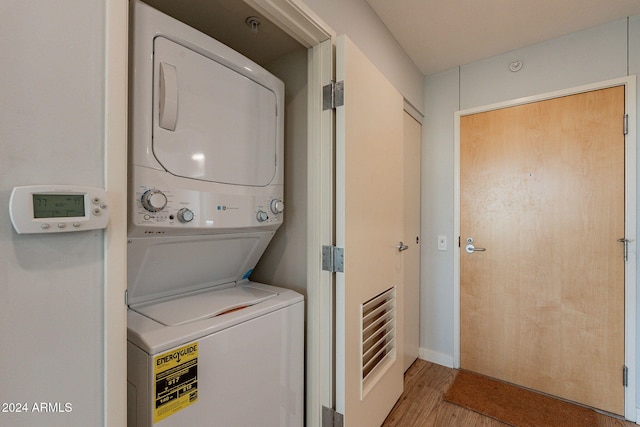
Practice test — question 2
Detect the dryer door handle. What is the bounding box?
[159,62,178,131]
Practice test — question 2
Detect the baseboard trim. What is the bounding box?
[419,348,454,368]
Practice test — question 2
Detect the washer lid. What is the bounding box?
[132,284,278,326]
[127,232,275,306]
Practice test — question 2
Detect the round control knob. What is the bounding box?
[141,189,167,212]
[270,199,284,214]
[256,210,269,222]
[177,208,194,223]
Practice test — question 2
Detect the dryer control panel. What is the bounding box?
[130,184,283,236]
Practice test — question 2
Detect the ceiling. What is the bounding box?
[141,0,640,77]
[142,0,303,66]
[366,0,640,76]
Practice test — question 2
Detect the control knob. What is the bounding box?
[141,189,167,212]
[177,208,194,223]
[270,199,284,215]
[257,210,269,222]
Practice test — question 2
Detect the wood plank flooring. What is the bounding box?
[381,359,636,427]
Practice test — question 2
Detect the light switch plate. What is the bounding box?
[438,235,447,251]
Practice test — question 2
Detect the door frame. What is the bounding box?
[238,4,337,427]
[106,1,335,426]
[104,1,129,425]
[453,76,637,420]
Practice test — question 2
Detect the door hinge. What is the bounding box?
[623,365,628,387]
[322,80,344,110]
[125,289,128,306]
[322,245,344,273]
[624,114,629,135]
[322,406,344,427]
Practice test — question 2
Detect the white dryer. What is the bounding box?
[126,2,303,426]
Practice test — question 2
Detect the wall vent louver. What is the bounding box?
[360,286,397,399]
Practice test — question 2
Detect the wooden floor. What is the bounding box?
[381,359,636,427]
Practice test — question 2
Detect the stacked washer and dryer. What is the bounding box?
[126,2,304,426]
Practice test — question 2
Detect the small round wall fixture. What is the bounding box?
[509,60,523,72]
[246,16,261,33]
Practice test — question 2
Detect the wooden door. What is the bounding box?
[403,111,421,371]
[460,86,625,414]
[335,35,405,426]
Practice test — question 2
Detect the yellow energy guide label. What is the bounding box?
[153,342,198,423]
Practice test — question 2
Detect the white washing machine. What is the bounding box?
[127,276,304,427]
[126,2,303,426]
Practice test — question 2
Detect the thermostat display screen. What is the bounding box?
[32,194,85,218]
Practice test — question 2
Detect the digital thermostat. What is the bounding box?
[9,185,109,234]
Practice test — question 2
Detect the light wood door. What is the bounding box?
[403,111,421,371]
[335,35,405,426]
[460,86,625,414]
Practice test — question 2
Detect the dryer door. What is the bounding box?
[152,36,279,187]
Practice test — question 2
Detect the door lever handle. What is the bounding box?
[465,244,486,254]
[618,237,632,261]
[398,242,409,252]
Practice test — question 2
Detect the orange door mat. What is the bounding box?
[443,370,598,427]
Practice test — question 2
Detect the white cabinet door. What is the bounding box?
[335,35,405,427]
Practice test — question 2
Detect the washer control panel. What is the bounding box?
[10,185,109,234]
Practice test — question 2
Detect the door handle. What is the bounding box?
[159,62,178,131]
[465,244,486,254]
[618,237,632,261]
[398,241,409,252]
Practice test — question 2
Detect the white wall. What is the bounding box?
[420,68,460,366]
[459,19,627,108]
[302,0,424,115]
[0,1,107,425]
[422,15,640,408]
[252,47,309,296]
[254,0,426,297]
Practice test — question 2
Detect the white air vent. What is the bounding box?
[361,286,397,399]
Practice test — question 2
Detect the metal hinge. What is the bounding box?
[624,114,629,135]
[322,80,344,110]
[623,365,628,387]
[322,245,344,272]
[125,290,128,306]
[322,406,344,427]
